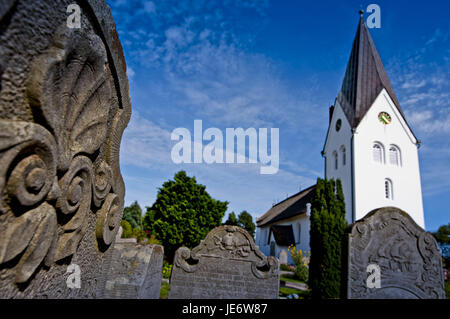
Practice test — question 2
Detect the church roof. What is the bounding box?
[256,184,316,227]
[337,16,405,128]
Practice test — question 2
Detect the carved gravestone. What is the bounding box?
[0,0,131,298]
[346,207,445,299]
[169,225,279,299]
[101,242,163,299]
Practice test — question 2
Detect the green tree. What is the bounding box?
[143,171,228,261]
[237,211,256,237]
[120,220,133,238]
[432,223,450,245]
[309,178,347,299]
[122,201,143,230]
[224,212,238,226]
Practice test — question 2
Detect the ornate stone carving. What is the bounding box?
[0,0,131,298]
[346,207,445,299]
[170,226,279,299]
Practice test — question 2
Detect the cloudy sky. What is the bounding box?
[107,0,449,231]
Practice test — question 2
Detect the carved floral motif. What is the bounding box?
[0,26,126,284]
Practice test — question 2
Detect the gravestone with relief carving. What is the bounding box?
[169,225,279,299]
[0,0,131,298]
[346,207,445,299]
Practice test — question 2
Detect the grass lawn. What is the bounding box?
[279,286,310,298]
[160,281,170,299]
[280,274,306,284]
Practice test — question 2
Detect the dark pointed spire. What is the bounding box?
[337,14,404,128]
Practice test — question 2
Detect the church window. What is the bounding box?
[373,143,384,164]
[340,145,346,166]
[385,179,393,200]
[333,151,338,169]
[389,145,401,166]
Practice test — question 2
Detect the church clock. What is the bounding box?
[378,112,391,125]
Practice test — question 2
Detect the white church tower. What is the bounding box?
[322,16,425,228]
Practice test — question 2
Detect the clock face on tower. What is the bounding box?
[378,112,391,125]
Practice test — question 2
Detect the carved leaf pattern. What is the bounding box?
[0,25,123,285]
[26,28,112,171]
[15,202,57,283]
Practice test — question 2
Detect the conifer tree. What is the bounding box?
[309,178,347,299]
[143,171,228,261]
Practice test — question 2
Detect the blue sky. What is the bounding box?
[107,0,449,232]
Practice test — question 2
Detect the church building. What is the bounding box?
[255,15,425,263]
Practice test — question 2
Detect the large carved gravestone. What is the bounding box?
[0,0,131,298]
[346,207,445,299]
[169,225,279,299]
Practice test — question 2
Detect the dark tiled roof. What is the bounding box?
[337,17,405,128]
[269,225,295,246]
[257,185,315,227]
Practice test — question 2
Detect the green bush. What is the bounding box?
[288,245,309,282]
[162,261,172,279]
[294,264,309,282]
[132,228,146,243]
[147,234,161,245]
[121,220,133,238]
[280,264,293,271]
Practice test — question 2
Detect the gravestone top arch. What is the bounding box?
[0,0,130,298]
[346,207,445,299]
[169,225,280,299]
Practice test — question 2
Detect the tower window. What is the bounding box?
[333,151,338,169]
[340,145,346,166]
[373,143,384,164]
[385,179,393,200]
[389,145,401,166]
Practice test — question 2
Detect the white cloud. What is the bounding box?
[126,67,135,79]
[143,1,156,14]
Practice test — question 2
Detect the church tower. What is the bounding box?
[322,15,425,228]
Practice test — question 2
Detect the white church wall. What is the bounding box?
[323,101,354,223]
[353,89,425,228]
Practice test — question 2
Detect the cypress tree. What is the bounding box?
[309,178,347,298]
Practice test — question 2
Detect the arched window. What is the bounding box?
[340,145,346,166]
[373,143,384,164]
[389,145,401,166]
[385,179,393,200]
[333,151,338,169]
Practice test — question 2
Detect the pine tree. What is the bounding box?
[309,178,347,299]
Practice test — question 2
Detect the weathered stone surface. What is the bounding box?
[346,207,445,299]
[101,242,163,299]
[0,0,131,298]
[169,225,279,299]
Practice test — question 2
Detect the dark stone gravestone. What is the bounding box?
[346,207,445,299]
[169,225,279,299]
[0,0,131,298]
